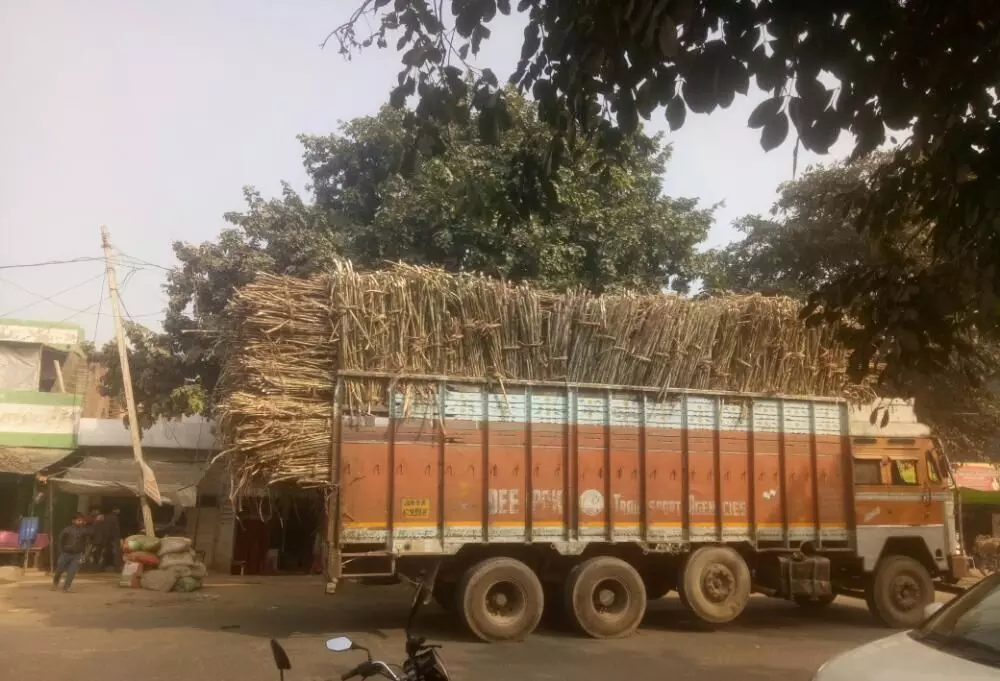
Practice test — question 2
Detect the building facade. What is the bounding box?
[0,319,86,533]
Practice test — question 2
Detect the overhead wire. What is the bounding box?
[0,256,106,270]
[0,264,165,320]
[0,271,107,317]
[112,249,172,272]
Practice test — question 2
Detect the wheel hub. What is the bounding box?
[485,582,523,620]
[891,574,921,611]
[591,578,629,616]
[701,564,736,603]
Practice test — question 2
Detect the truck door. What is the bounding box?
[926,445,966,578]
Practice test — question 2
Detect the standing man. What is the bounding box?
[90,511,109,570]
[52,513,88,592]
[106,507,122,569]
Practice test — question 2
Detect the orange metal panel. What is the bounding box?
[334,385,868,555]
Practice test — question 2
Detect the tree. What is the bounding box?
[702,155,894,297]
[100,89,711,422]
[704,158,1000,460]
[99,185,345,427]
[331,0,1000,382]
[301,91,710,292]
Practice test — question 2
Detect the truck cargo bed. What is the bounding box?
[331,374,854,574]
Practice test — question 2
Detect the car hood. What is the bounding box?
[817,632,999,681]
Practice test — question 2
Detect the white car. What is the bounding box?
[814,575,1000,680]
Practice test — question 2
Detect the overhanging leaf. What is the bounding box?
[666,95,687,131]
[760,111,789,151]
[748,97,782,129]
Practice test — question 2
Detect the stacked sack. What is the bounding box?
[122,534,208,592]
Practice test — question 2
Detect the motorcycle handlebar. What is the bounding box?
[341,663,365,681]
[340,660,400,681]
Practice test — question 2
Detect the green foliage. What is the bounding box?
[704,157,1000,460]
[101,89,711,422]
[99,185,345,426]
[302,92,711,292]
[332,0,1000,381]
[702,156,893,297]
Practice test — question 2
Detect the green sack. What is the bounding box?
[172,576,202,593]
[125,534,161,554]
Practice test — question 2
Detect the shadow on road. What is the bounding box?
[0,574,883,647]
[642,595,883,642]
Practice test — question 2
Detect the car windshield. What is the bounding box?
[915,574,1000,668]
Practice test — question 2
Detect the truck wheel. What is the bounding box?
[868,555,934,629]
[564,557,647,639]
[794,594,836,611]
[678,546,752,625]
[457,557,544,642]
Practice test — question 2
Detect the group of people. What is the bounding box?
[52,506,122,592]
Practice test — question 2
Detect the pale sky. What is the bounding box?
[0,1,852,344]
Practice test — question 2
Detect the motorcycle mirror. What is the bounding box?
[326,637,353,653]
[269,639,292,671]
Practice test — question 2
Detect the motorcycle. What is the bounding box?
[269,562,450,681]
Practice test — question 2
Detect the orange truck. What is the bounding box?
[326,374,968,641]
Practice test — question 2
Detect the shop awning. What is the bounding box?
[0,447,74,475]
[952,463,1000,504]
[52,455,209,507]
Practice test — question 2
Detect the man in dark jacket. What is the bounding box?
[106,507,122,569]
[90,512,109,569]
[53,513,88,592]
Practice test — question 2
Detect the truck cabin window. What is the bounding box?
[891,459,919,486]
[926,452,942,483]
[854,458,882,485]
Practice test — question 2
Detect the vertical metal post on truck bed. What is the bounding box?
[841,402,857,549]
[604,389,614,541]
[438,381,448,547]
[326,292,345,591]
[639,394,649,543]
[524,385,534,543]
[808,401,823,549]
[713,396,723,542]
[681,395,690,543]
[777,399,790,549]
[387,378,398,552]
[327,376,344,590]
[747,399,758,547]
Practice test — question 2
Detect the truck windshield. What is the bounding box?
[914,574,1000,668]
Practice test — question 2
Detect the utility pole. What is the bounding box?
[101,225,157,536]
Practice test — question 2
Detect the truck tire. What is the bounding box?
[868,555,934,629]
[564,557,647,639]
[457,557,544,642]
[678,546,752,625]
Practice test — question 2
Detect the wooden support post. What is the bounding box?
[100,225,156,536]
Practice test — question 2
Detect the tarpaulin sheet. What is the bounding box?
[0,447,73,475]
[53,455,208,507]
[0,344,40,391]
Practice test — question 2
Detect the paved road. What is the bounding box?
[0,573,919,681]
